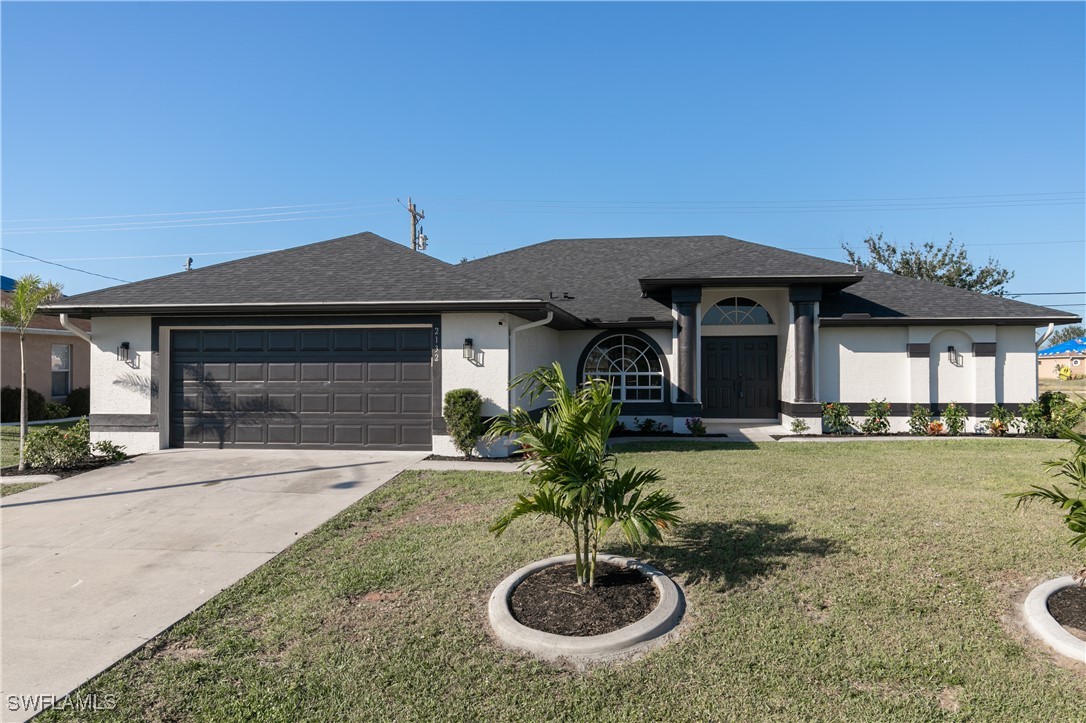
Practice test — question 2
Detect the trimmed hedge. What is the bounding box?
[66,387,90,417]
[443,388,484,458]
[1,386,47,423]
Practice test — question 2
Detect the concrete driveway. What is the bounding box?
[0,448,425,721]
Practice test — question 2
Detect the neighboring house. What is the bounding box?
[1037,337,1086,379]
[1,284,92,403]
[44,232,1079,455]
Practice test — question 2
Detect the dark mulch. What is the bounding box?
[0,457,123,479]
[510,561,658,636]
[1048,584,1086,642]
[611,431,728,438]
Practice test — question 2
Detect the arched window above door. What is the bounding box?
[702,297,773,326]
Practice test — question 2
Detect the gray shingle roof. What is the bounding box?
[819,269,1079,323]
[51,233,530,309]
[47,230,1079,326]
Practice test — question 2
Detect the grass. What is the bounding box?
[1039,376,1086,396]
[0,481,48,496]
[44,441,1086,721]
[0,420,76,468]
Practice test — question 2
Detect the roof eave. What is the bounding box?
[638,274,863,292]
[819,315,1083,327]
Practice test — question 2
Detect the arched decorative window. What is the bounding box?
[582,334,664,402]
[702,297,773,326]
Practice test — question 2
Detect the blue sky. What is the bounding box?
[2,2,1083,321]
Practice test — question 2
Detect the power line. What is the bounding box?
[0,210,393,236]
[3,199,391,224]
[2,248,130,283]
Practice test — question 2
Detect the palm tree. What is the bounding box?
[487,363,683,587]
[1,275,63,470]
[1009,426,1086,586]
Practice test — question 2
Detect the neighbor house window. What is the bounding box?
[702,297,774,325]
[51,344,71,397]
[583,334,664,402]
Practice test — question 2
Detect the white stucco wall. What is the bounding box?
[510,317,562,410]
[819,327,910,403]
[440,312,509,417]
[88,316,159,453]
[996,326,1039,403]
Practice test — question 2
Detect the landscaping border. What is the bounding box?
[488,553,684,664]
[1023,576,1086,664]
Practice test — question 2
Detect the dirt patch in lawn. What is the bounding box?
[510,561,658,636]
[358,491,491,546]
[1048,584,1086,642]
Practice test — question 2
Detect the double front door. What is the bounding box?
[701,336,778,418]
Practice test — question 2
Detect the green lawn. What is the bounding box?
[45,441,1086,721]
[1039,376,1086,396]
[0,420,76,469]
[0,481,48,496]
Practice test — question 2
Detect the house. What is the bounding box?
[1037,336,1086,379]
[1,277,91,407]
[43,232,1079,455]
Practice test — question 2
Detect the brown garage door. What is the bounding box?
[169,327,433,450]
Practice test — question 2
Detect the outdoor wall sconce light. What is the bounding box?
[117,341,130,362]
[462,338,483,366]
[947,345,962,367]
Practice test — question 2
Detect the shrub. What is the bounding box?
[790,418,810,434]
[860,398,892,435]
[908,404,931,435]
[821,402,855,434]
[45,401,70,420]
[685,417,707,436]
[1023,392,1084,438]
[941,402,968,436]
[23,418,91,469]
[66,387,90,417]
[634,417,668,434]
[928,420,945,435]
[985,404,1018,436]
[487,363,683,588]
[443,388,484,458]
[92,439,128,462]
[0,386,47,423]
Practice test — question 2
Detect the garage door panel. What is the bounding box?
[333,425,364,444]
[171,326,433,450]
[300,426,330,445]
[268,364,297,382]
[401,393,431,414]
[301,363,330,381]
[334,362,363,381]
[367,393,398,414]
[236,363,265,382]
[402,362,431,381]
[300,394,331,413]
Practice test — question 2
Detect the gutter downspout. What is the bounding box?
[59,314,92,344]
[1035,323,1055,349]
[508,312,553,412]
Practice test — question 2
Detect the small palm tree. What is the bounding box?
[1009,425,1086,585]
[1,275,63,471]
[487,363,683,588]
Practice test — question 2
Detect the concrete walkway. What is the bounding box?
[0,448,425,722]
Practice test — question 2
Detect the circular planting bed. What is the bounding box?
[1023,576,1086,663]
[488,554,684,664]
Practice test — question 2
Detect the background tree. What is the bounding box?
[842,233,1013,296]
[0,275,63,470]
[1045,324,1086,348]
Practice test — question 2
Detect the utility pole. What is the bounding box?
[405,197,427,252]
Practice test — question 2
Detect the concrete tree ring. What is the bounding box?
[1022,576,1086,664]
[488,553,685,664]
